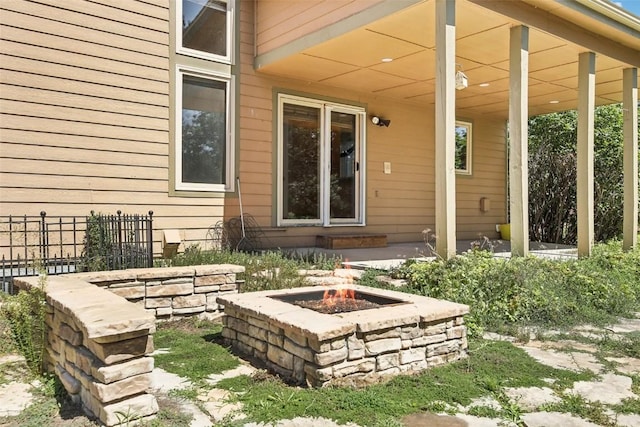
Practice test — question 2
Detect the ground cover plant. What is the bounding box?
[208,338,595,426]
[165,245,340,292]
[388,240,640,335]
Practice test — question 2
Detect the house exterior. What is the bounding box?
[0,0,638,259]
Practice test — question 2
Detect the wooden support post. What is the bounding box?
[435,0,457,260]
[623,68,638,251]
[508,25,529,257]
[577,52,596,258]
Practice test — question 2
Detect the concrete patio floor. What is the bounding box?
[288,239,577,270]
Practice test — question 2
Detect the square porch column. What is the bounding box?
[435,0,456,259]
[508,25,529,257]
[623,67,638,251]
[577,52,596,257]
[435,0,457,260]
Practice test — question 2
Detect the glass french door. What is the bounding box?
[278,95,364,226]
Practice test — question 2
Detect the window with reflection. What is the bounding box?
[178,73,229,189]
[179,0,231,62]
[173,0,235,193]
[455,121,472,175]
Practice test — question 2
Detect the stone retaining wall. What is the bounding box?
[15,275,158,426]
[66,264,244,319]
[14,264,244,426]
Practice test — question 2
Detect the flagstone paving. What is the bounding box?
[2,315,640,426]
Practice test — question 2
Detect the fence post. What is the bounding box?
[116,210,123,270]
[39,211,47,263]
[147,211,154,267]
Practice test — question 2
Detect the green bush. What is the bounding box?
[1,283,48,375]
[403,242,640,334]
[166,245,340,292]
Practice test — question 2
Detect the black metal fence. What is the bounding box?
[1,211,153,293]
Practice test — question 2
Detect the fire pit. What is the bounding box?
[270,289,408,314]
[218,284,469,387]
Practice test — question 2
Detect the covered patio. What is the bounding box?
[292,239,577,270]
[254,0,639,259]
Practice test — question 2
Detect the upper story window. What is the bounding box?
[173,0,235,193]
[455,120,472,175]
[177,0,232,63]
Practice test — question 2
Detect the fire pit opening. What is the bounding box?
[269,289,409,314]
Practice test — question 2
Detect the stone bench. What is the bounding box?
[13,263,245,426]
[15,275,158,426]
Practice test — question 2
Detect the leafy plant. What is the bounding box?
[81,211,115,272]
[167,245,316,292]
[402,241,640,334]
[1,280,48,375]
[528,104,640,244]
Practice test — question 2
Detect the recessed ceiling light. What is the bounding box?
[479,83,490,87]
[549,100,560,104]
[381,58,393,63]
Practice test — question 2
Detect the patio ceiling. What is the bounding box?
[255,0,640,119]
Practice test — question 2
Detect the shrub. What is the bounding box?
[166,245,340,292]
[1,280,48,375]
[404,242,640,334]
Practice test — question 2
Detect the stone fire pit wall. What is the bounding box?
[218,285,469,387]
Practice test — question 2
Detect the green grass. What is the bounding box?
[153,320,239,384]
[211,339,594,426]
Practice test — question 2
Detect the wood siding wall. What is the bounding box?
[255,0,383,56]
[0,0,229,254]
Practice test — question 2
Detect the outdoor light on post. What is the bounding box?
[455,64,468,90]
[371,115,391,127]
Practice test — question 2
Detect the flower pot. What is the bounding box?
[499,224,511,240]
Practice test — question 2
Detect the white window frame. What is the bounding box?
[455,120,473,175]
[277,94,366,227]
[176,0,234,64]
[175,66,235,192]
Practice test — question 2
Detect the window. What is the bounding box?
[176,69,232,191]
[277,94,365,226]
[173,0,235,193]
[455,121,472,175]
[177,0,232,63]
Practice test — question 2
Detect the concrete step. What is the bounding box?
[315,234,387,249]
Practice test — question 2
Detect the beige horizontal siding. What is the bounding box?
[28,0,168,33]
[1,86,168,120]
[1,130,167,156]
[2,1,168,45]
[0,66,169,106]
[2,40,168,83]
[0,0,218,258]
[2,143,166,168]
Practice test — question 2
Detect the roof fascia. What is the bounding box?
[468,0,640,67]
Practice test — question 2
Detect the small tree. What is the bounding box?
[528,104,639,245]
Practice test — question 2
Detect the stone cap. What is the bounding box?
[61,264,245,283]
[15,276,155,341]
[218,284,469,339]
[218,289,356,341]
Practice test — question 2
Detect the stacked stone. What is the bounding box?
[15,276,158,426]
[68,264,243,319]
[219,293,467,387]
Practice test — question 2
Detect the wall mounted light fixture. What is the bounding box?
[371,116,391,127]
